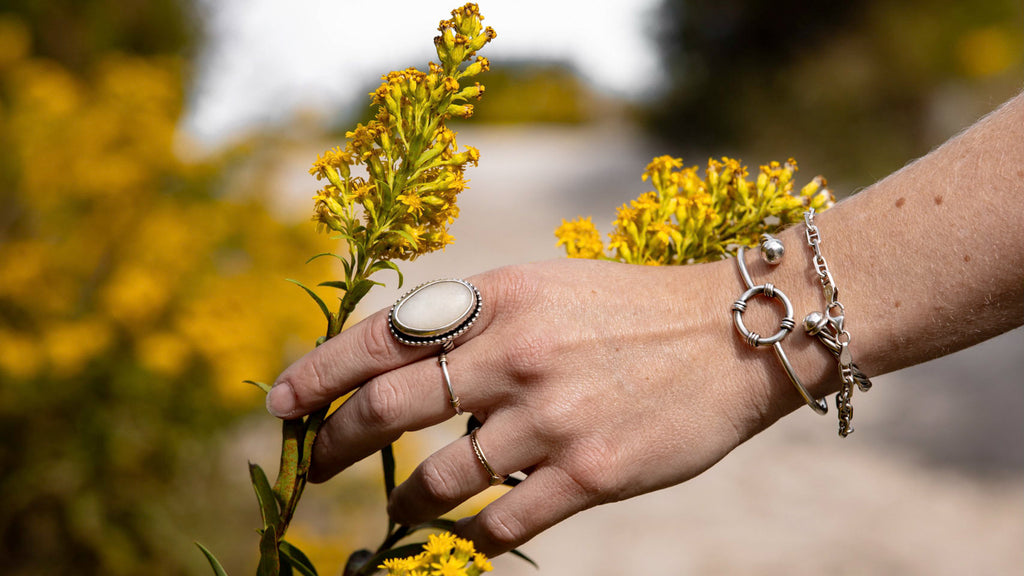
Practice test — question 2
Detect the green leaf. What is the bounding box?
[509,548,539,569]
[407,518,457,534]
[317,280,348,291]
[280,540,319,576]
[249,462,281,530]
[245,380,273,395]
[340,278,375,314]
[368,260,404,288]
[465,415,483,436]
[286,278,333,325]
[382,443,396,500]
[195,542,230,576]
[341,255,353,280]
[257,528,280,576]
[305,252,347,265]
[377,524,411,554]
[354,242,368,273]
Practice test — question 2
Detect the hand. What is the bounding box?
[267,257,786,555]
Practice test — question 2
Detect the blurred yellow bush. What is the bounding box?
[0,14,335,574]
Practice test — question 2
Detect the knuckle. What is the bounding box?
[360,316,400,368]
[417,458,461,505]
[485,265,537,310]
[476,506,524,549]
[502,331,557,382]
[562,439,618,502]
[306,357,331,399]
[358,379,402,428]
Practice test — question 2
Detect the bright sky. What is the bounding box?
[184,0,664,144]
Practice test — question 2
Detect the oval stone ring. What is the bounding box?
[388,279,482,415]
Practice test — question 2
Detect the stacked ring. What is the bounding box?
[470,428,506,486]
[388,279,482,415]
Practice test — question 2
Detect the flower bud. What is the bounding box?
[456,83,484,100]
[445,104,474,119]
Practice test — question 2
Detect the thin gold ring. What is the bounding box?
[469,428,505,486]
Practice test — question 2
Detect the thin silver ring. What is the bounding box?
[469,428,506,486]
[438,351,462,415]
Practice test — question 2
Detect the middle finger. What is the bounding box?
[309,338,504,483]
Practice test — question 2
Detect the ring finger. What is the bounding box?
[386,415,539,526]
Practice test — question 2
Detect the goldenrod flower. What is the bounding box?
[424,532,458,558]
[380,532,492,576]
[557,156,834,264]
[309,3,493,268]
[554,216,604,258]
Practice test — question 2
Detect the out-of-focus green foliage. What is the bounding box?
[646,0,1024,184]
[0,6,335,575]
[1,0,197,69]
[469,61,596,124]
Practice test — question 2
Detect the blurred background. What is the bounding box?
[0,1,1021,574]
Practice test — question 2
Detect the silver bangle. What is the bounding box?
[732,242,828,415]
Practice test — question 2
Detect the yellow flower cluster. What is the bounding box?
[309,2,494,262]
[380,532,493,576]
[556,156,834,265]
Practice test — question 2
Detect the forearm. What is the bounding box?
[717,91,1024,423]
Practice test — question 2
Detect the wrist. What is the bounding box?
[705,228,849,434]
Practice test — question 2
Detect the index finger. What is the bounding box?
[266,275,495,419]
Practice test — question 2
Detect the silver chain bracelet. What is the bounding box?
[803,208,873,437]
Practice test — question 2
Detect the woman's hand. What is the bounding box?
[267,257,794,555]
[265,91,1024,556]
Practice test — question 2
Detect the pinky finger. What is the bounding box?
[453,467,595,557]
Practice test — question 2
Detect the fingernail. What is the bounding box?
[266,382,296,417]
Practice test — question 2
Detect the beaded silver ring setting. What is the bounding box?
[389,278,482,415]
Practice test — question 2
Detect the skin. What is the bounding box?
[267,92,1024,556]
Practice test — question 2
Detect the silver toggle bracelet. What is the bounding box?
[732,237,829,415]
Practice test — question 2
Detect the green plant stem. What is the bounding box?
[265,271,371,573]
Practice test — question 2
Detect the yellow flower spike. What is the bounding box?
[559,155,832,263]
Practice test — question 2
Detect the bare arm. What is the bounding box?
[742,90,1024,419]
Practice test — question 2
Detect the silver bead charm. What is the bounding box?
[760,234,785,265]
